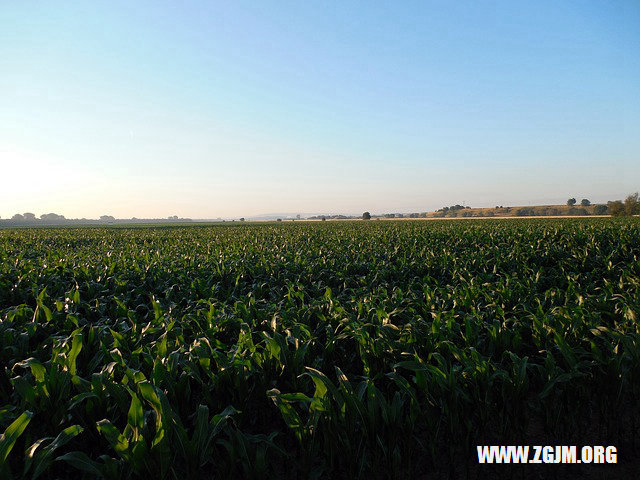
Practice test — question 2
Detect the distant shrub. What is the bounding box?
[568,207,587,216]
[593,204,608,215]
[608,201,625,216]
[625,193,639,215]
[516,208,535,216]
[605,194,640,216]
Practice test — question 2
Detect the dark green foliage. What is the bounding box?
[594,204,608,215]
[567,207,587,216]
[1,219,639,478]
[609,200,625,216]
[625,193,639,216]
[607,192,640,217]
[515,207,535,216]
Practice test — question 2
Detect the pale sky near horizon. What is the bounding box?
[1,1,639,218]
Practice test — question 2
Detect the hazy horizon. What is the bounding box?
[1,194,632,221]
[2,1,639,219]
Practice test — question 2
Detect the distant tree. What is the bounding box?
[40,213,66,222]
[593,204,608,215]
[624,193,639,216]
[239,217,245,222]
[516,207,534,216]
[567,198,577,206]
[569,207,587,216]
[23,212,36,221]
[276,218,282,222]
[580,199,591,207]
[321,216,326,221]
[362,212,371,220]
[100,215,115,222]
[11,213,24,221]
[608,200,625,216]
[296,214,301,220]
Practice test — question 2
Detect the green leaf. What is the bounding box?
[0,411,33,462]
[97,420,129,459]
[25,425,84,479]
[56,451,103,476]
[137,382,165,446]
[67,330,83,376]
[303,367,343,413]
[15,359,46,383]
[192,404,209,463]
[267,389,306,442]
[127,393,144,440]
[211,405,238,436]
[68,392,99,410]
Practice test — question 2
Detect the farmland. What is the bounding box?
[1,219,639,478]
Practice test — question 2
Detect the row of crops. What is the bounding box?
[1,219,639,478]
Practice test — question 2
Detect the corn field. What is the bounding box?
[1,219,639,478]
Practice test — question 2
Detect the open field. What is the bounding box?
[1,219,639,479]
[373,214,613,221]
[426,204,605,218]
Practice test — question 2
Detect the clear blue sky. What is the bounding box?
[1,1,639,218]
